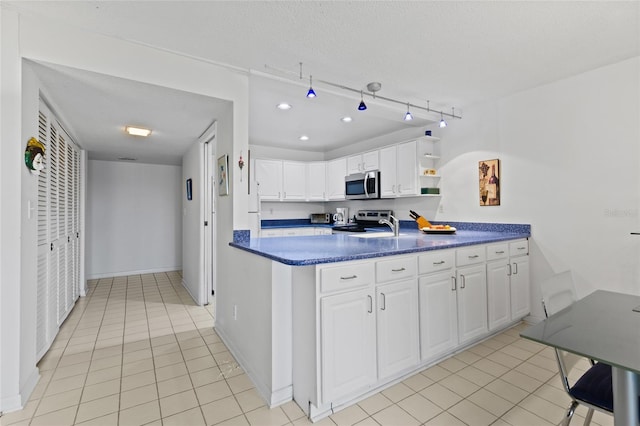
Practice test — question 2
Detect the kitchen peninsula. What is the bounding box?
[223,222,530,421]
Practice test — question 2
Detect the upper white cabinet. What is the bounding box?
[254,159,308,201]
[326,157,347,200]
[254,159,283,201]
[282,161,307,200]
[417,136,442,197]
[347,150,379,175]
[307,162,327,201]
[380,140,418,197]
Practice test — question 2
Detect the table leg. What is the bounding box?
[612,366,639,426]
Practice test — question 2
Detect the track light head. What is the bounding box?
[358,90,367,111]
[306,76,316,98]
[404,103,413,121]
[439,112,447,128]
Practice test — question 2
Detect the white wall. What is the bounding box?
[438,57,640,320]
[86,160,182,278]
[182,141,202,303]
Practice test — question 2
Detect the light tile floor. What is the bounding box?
[1,272,614,426]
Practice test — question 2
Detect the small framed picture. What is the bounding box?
[186,178,193,201]
[479,159,500,206]
[218,154,229,196]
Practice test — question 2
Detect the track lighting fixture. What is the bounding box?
[358,91,367,111]
[439,112,447,128]
[275,63,461,124]
[404,103,413,121]
[306,75,316,98]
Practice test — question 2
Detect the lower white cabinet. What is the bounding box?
[320,287,377,402]
[456,263,488,345]
[294,239,529,422]
[376,279,419,379]
[419,271,458,361]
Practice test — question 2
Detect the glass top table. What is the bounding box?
[520,290,640,425]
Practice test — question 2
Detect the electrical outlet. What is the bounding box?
[439,204,444,213]
[233,305,237,320]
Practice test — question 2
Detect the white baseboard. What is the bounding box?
[86,266,182,280]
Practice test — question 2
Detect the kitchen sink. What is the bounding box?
[348,232,408,238]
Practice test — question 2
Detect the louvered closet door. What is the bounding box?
[36,101,82,360]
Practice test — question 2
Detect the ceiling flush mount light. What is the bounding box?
[341,116,353,123]
[276,102,292,110]
[306,75,316,98]
[299,135,309,141]
[404,103,413,121]
[125,126,152,137]
[358,90,367,111]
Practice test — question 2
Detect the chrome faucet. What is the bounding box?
[379,215,400,237]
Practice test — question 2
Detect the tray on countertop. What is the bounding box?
[421,226,456,234]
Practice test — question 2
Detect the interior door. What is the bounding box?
[202,123,216,306]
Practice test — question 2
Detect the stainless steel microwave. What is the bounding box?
[345,170,381,200]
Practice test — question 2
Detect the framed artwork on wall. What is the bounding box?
[479,159,500,206]
[218,154,229,196]
[186,178,193,200]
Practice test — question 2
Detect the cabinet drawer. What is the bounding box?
[456,246,486,266]
[320,262,374,293]
[375,256,416,283]
[418,250,455,274]
[509,240,529,257]
[486,243,509,261]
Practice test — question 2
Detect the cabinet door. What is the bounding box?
[362,151,379,171]
[347,155,362,175]
[321,288,377,403]
[457,264,488,345]
[419,272,458,361]
[326,158,346,200]
[396,140,418,196]
[487,260,511,331]
[510,256,530,320]
[379,146,397,197]
[282,161,306,200]
[376,280,419,379]
[255,159,282,200]
[307,162,326,201]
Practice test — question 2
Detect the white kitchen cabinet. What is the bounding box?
[419,271,458,362]
[456,263,488,345]
[282,161,307,200]
[307,162,327,201]
[326,157,347,200]
[347,151,379,175]
[417,136,442,197]
[260,228,284,237]
[314,227,333,236]
[380,141,418,197]
[254,159,283,201]
[379,145,397,197]
[320,287,377,403]
[486,240,530,330]
[509,240,530,320]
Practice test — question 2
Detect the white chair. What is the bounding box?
[539,271,613,426]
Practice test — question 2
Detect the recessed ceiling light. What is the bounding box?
[299,135,309,141]
[341,116,353,123]
[125,126,152,137]
[276,103,292,110]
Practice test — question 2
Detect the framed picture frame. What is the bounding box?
[479,159,500,206]
[186,178,193,201]
[218,154,229,196]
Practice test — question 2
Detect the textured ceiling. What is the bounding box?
[5,1,639,162]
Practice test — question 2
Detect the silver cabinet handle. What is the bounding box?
[391,267,406,272]
[513,262,518,274]
[433,260,445,265]
[460,274,466,288]
[468,255,479,259]
[340,275,357,280]
[380,293,386,310]
[367,295,373,313]
[495,250,505,254]
[451,276,457,291]
[507,263,512,276]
